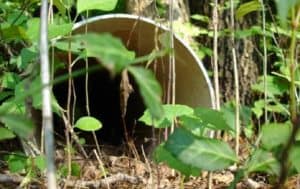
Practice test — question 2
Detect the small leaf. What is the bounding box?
[139,104,193,128]
[1,26,27,41]
[236,0,262,20]
[0,127,16,140]
[165,128,237,171]
[128,66,163,120]
[6,154,27,173]
[77,0,118,13]
[261,123,291,150]
[153,143,201,176]
[245,149,280,175]
[0,114,34,139]
[75,116,102,132]
[71,162,81,177]
[34,155,46,171]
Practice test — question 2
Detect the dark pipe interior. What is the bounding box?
[53,59,150,150]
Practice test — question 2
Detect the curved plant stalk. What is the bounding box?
[230,0,240,157]
[39,0,57,188]
[277,7,300,188]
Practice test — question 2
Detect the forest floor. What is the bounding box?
[1,140,300,189]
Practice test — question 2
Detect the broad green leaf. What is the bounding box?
[27,18,73,42]
[0,114,34,139]
[0,91,13,102]
[139,104,193,128]
[77,0,118,13]
[252,75,289,97]
[75,116,102,132]
[153,143,201,176]
[236,0,262,20]
[165,128,237,171]
[261,123,291,150]
[290,142,300,173]
[1,72,21,89]
[56,33,135,73]
[194,107,233,131]
[0,127,16,140]
[128,66,163,119]
[245,149,280,175]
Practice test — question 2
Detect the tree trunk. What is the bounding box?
[190,0,260,105]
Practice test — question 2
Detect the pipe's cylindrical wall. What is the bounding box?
[72,14,215,108]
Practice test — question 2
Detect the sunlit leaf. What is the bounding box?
[77,0,118,13]
[75,116,102,132]
[139,104,193,128]
[236,0,262,20]
[0,127,16,140]
[165,128,237,171]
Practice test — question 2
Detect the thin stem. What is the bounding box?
[230,0,240,157]
[39,0,57,188]
[213,0,220,111]
[260,0,268,124]
[169,0,176,133]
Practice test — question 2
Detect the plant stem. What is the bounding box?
[277,7,300,189]
[40,0,57,188]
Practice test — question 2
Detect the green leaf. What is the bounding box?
[153,143,201,176]
[26,18,73,42]
[165,128,237,171]
[55,33,135,73]
[252,75,289,98]
[275,0,300,27]
[245,149,280,175]
[0,114,34,139]
[75,116,102,132]
[190,14,210,23]
[261,123,291,150]
[71,162,81,177]
[179,115,204,137]
[1,26,27,41]
[290,142,300,173]
[236,0,262,20]
[139,104,193,128]
[19,47,38,70]
[7,154,27,173]
[33,155,46,171]
[194,107,233,131]
[77,0,118,13]
[0,127,16,140]
[1,72,21,89]
[128,66,163,119]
